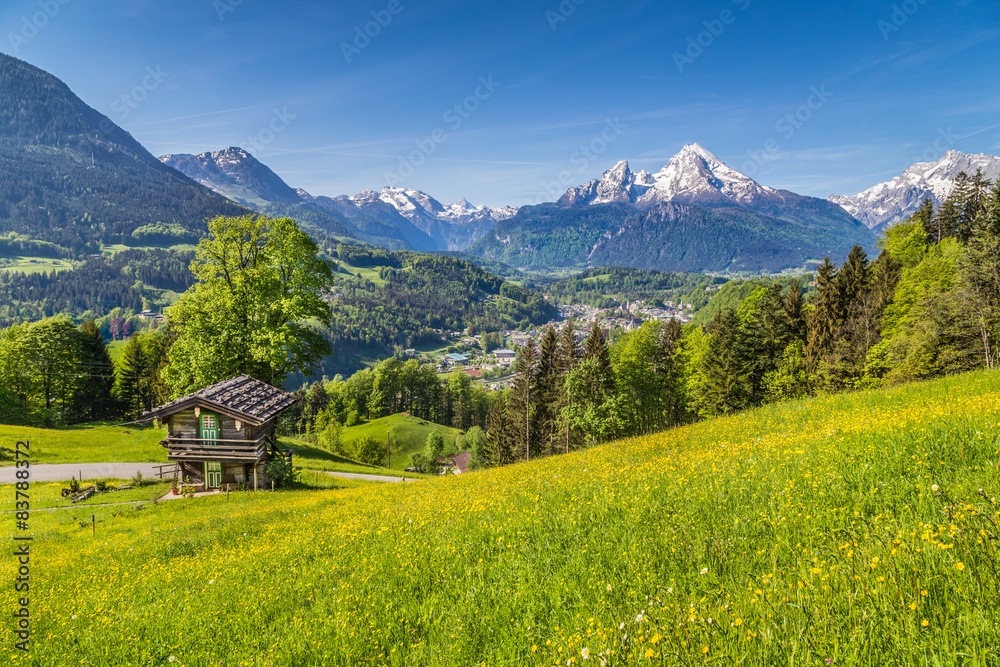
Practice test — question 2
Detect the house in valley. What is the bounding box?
[139,375,298,491]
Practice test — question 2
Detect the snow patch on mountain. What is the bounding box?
[337,186,516,250]
[560,144,787,210]
[830,150,1000,229]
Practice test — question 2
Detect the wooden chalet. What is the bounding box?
[139,375,297,491]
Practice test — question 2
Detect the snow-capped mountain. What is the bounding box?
[160,147,302,207]
[362,187,516,250]
[559,144,862,230]
[830,150,1000,229]
[560,144,786,209]
[159,147,511,251]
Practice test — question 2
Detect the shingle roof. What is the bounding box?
[450,451,472,474]
[139,375,297,425]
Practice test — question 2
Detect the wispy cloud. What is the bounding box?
[127,106,266,127]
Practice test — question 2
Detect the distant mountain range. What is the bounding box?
[0,52,246,254]
[830,150,1000,230]
[2,54,998,273]
[468,145,877,273]
[160,148,515,252]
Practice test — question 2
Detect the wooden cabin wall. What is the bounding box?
[179,461,203,483]
[220,417,245,442]
[168,411,198,439]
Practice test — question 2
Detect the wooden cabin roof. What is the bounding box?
[140,375,297,426]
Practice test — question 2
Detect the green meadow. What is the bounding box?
[2,370,999,665]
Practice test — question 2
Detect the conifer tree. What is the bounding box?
[584,320,614,396]
[76,319,116,421]
[507,338,538,461]
[483,396,512,466]
[804,257,840,375]
[914,197,936,240]
[696,308,753,416]
[534,326,559,456]
[554,320,584,454]
[783,283,807,341]
[113,334,152,419]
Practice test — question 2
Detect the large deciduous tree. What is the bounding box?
[164,215,334,395]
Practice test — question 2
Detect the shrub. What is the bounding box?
[353,435,385,466]
[264,459,299,489]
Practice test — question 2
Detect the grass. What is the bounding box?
[103,243,197,254]
[0,479,172,510]
[0,255,74,275]
[0,422,168,466]
[339,413,463,470]
[3,370,1000,664]
[280,436,419,477]
[107,339,128,361]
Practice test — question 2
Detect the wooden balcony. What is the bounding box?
[161,437,270,462]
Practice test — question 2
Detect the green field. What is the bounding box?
[0,421,412,478]
[0,479,172,510]
[103,243,197,254]
[0,255,74,275]
[340,413,463,470]
[280,436,425,477]
[4,370,999,664]
[0,422,169,466]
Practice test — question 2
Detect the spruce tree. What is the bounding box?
[783,283,807,341]
[554,320,584,454]
[507,338,538,461]
[483,396,512,466]
[77,320,116,421]
[697,308,753,416]
[914,197,936,240]
[804,257,840,376]
[584,320,614,396]
[113,335,152,419]
[534,326,559,456]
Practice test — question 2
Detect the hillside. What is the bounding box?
[318,248,558,376]
[0,54,247,254]
[339,413,463,471]
[5,369,999,664]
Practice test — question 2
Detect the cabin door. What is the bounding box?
[205,462,222,489]
[200,412,219,447]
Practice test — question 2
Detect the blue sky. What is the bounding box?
[3,0,999,207]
